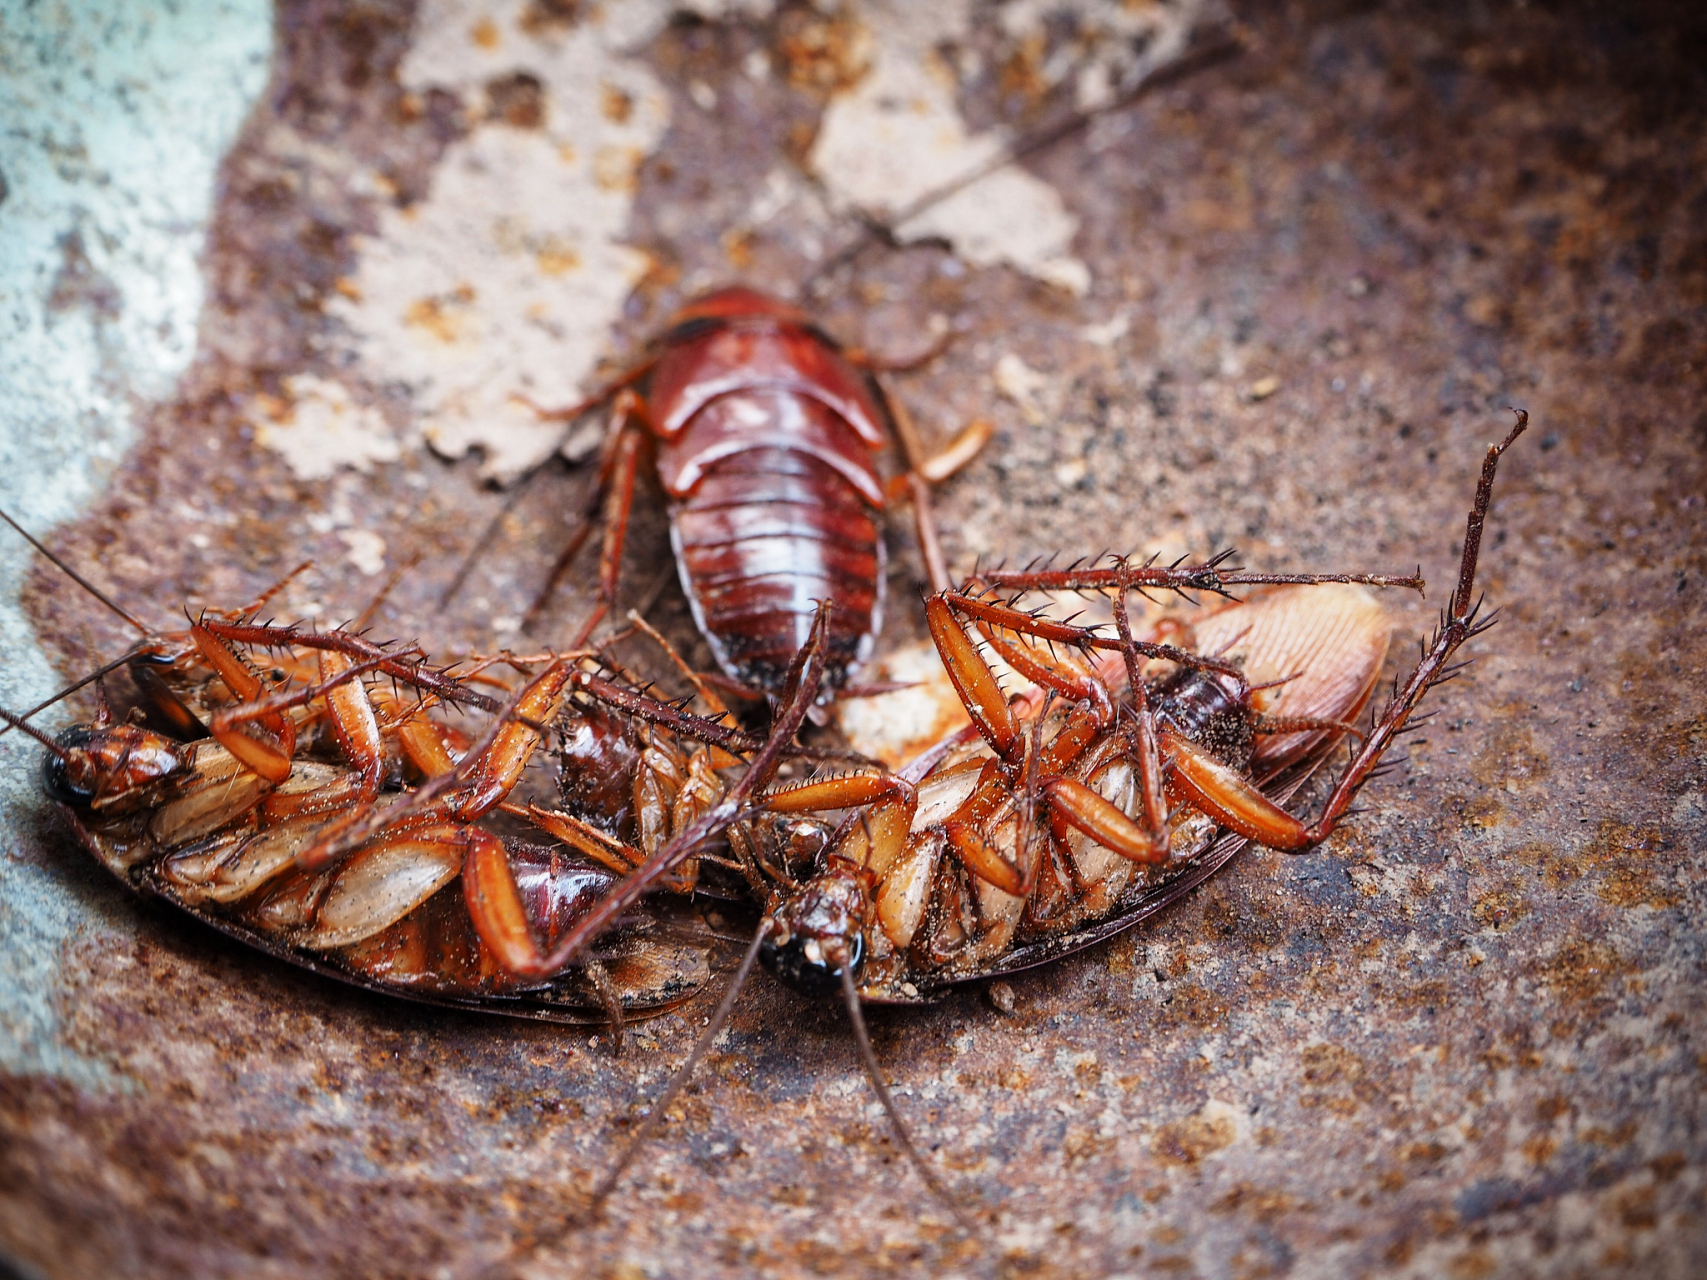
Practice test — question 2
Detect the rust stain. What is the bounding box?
[1152,1107,1236,1167]
[7,2,1707,1277]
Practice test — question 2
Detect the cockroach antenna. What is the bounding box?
[838,964,978,1234]
[581,924,771,1222]
[0,706,71,757]
[0,506,150,635]
[0,651,139,741]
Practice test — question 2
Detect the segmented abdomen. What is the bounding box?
[666,417,884,690]
[647,289,892,694]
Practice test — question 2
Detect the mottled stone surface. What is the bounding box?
[2,2,1705,1278]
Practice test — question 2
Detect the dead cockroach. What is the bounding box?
[10,629,693,1022]
[0,524,830,1025]
[571,412,1527,1223]
[452,286,992,700]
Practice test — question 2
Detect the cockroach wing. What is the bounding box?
[1191,584,1390,766]
[60,800,721,1026]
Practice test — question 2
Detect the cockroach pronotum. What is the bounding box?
[464,286,993,701]
[569,413,1528,1224]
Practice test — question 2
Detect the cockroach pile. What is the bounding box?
[3,284,1529,1232]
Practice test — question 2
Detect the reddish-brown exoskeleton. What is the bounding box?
[579,412,1527,1223]
[6,517,855,1022]
[0,523,812,1023]
[505,286,991,696]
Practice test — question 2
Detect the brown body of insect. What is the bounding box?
[759,417,1525,1010]
[763,583,1392,1001]
[522,286,990,696]
[572,415,1526,1224]
[20,602,823,1025]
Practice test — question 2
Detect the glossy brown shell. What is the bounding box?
[646,287,891,691]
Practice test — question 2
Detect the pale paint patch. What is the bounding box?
[0,0,274,1087]
[329,0,675,482]
[1080,311,1130,347]
[809,0,1089,293]
[994,351,1050,423]
[835,640,972,769]
[338,528,390,577]
[251,375,402,481]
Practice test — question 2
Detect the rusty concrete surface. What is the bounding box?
[4,1,1706,1277]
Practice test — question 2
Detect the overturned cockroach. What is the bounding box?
[566,412,1527,1223]
[451,286,993,700]
[0,529,829,1025]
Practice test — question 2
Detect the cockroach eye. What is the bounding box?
[41,726,96,806]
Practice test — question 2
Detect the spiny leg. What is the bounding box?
[974,556,1423,599]
[1165,412,1529,851]
[511,386,657,640]
[940,590,1245,678]
[444,356,660,615]
[462,605,833,980]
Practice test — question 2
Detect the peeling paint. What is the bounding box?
[808,0,1214,294]
[808,0,1092,292]
[328,0,675,482]
[251,375,403,481]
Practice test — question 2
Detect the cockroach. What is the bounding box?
[567,412,1527,1223]
[443,30,1249,707]
[468,286,992,700]
[1,524,833,1025]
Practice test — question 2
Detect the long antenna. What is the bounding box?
[839,964,976,1234]
[585,921,771,1217]
[0,507,149,635]
[0,650,139,740]
[0,707,70,757]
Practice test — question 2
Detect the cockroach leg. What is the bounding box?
[1107,563,1170,848]
[1251,713,1364,740]
[1153,411,1528,854]
[925,594,1021,757]
[622,609,735,726]
[522,391,650,644]
[580,958,628,1052]
[942,590,1246,679]
[975,558,1424,599]
[881,390,992,593]
[461,605,832,982]
[1291,409,1528,846]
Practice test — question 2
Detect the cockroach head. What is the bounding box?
[42,723,188,813]
[760,873,867,996]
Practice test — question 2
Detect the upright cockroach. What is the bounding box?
[476,286,992,699]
